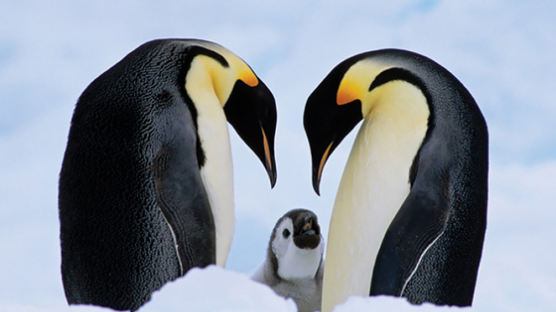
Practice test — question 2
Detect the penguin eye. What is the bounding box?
[282,229,290,238]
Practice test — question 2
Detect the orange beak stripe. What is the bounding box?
[317,141,334,183]
[261,127,272,170]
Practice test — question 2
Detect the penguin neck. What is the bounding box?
[185,59,234,267]
[322,81,429,311]
[278,241,324,281]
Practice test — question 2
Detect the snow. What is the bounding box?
[0,304,110,312]
[142,266,296,312]
[0,266,296,312]
[0,266,472,312]
[333,296,469,312]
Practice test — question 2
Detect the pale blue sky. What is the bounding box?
[1,0,555,310]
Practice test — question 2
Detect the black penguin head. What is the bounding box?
[290,209,321,249]
[305,51,435,195]
[184,42,277,187]
[268,209,323,280]
[304,57,365,195]
[224,78,277,187]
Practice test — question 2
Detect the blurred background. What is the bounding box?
[0,0,554,311]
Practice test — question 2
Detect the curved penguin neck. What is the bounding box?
[185,55,234,267]
[322,81,430,312]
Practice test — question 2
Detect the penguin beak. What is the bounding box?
[301,215,316,236]
[294,213,321,249]
[312,141,334,196]
[261,127,277,188]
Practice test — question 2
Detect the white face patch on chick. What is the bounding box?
[272,217,324,281]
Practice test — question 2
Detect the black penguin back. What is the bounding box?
[368,49,488,306]
[402,69,488,305]
[59,40,214,310]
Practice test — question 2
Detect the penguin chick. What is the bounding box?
[252,209,324,312]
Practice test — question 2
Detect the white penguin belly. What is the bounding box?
[322,81,429,311]
[195,94,234,267]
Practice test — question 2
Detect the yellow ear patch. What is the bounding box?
[239,70,259,87]
[337,79,363,105]
[337,60,392,110]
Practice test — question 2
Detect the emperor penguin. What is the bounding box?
[252,209,324,312]
[303,49,488,311]
[59,39,277,311]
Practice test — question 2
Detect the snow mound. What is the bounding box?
[0,304,110,312]
[333,295,470,311]
[142,265,296,312]
[1,267,471,312]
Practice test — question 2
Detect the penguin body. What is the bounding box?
[303,49,488,311]
[59,39,277,311]
[253,209,324,312]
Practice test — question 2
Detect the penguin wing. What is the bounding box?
[153,112,216,274]
[369,171,449,296]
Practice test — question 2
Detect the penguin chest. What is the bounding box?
[277,244,324,281]
[273,278,321,312]
[196,102,234,267]
[332,114,424,284]
[323,81,429,309]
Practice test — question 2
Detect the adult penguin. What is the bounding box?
[59,39,277,311]
[303,49,488,311]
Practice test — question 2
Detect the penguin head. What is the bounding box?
[223,75,277,188]
[182,40,276,187]
[185,42,277,187]
[304,53,409,194]
[269,209,324,281]
[212,44,277,187]
[304,57,365,195]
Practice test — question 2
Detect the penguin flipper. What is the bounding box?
[370,178,449,297]
[153,139,215,275]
